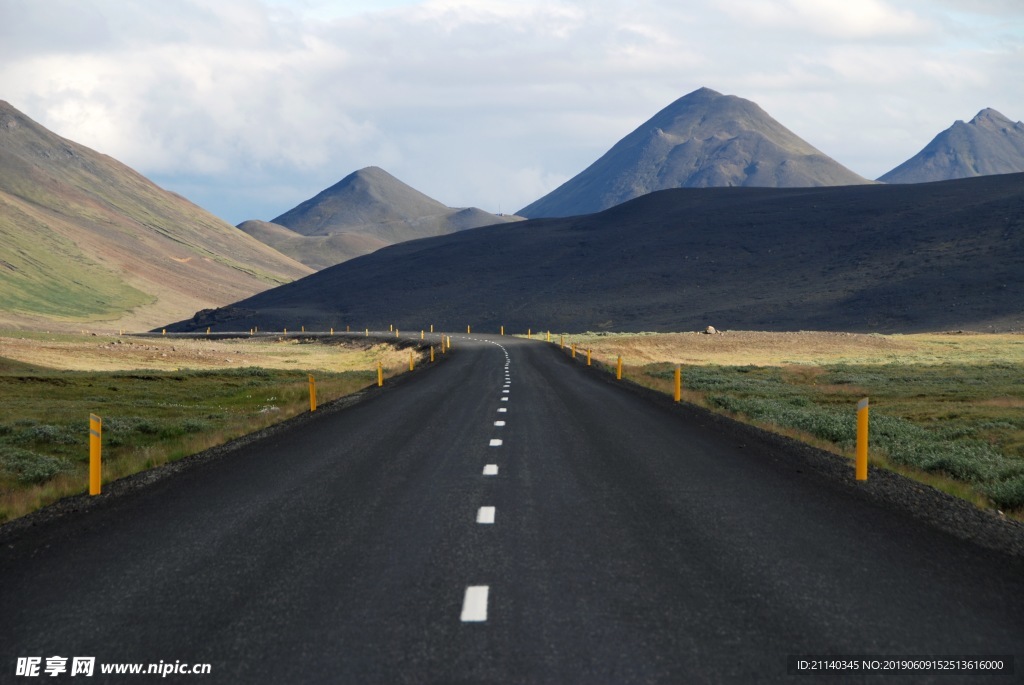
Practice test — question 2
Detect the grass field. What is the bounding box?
[0,332,421,522]
[561,331,1024,516]
[4,329,1022,523]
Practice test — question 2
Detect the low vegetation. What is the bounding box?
[0,332,419,523]
[568,331,1024,516]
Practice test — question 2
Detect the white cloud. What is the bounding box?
[719,0,933,39]
[0,0,1022,220]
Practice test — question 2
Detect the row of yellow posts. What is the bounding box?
[557,335,871,482]
[87,327,452,495]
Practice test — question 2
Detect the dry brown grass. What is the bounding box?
[567,330,1024,367]
[0,332,415,373]
[0,332,423,522]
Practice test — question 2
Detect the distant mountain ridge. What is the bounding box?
[0,100,311,331]
[172,173,1024,335]
[518,87,870,218]
[879,108,1024,183]
[240,166,522,269]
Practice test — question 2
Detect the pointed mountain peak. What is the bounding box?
[326,166,428,197]
[273,166,449,236]
[345,165,397,183]
[683,86,723,99]
[518,88,867,218]
[261,165,521,268]
[969,108,1017,129]
[879,107,1024,183]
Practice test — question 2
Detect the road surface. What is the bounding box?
[2,334,1022,683]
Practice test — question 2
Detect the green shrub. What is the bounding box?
[983,477,1024,510]
[181,418,210,433]
[14,424,81,445]
[0,447,75,484]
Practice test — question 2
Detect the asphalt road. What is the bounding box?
[2,334,1022,683]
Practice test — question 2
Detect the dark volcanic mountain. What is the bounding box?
[0,100,311,331]
[241,166,521,269]
[518,87,870,218]
[172,173,1024,335]
[879,109,1024,183]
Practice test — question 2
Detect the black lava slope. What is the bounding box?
[170,173,1024,334]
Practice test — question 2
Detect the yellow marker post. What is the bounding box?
[546,331,551,342]
[447,335,451,350]
[560,335,565,349]
[528,329,532,339]
[346,325,350,332]
[674,366,681,403]
[309,375,317,412]
[365,328,369,337]
[421,330,425,340]
[301,325,305,333]
[395,329,399,338]
[467,325,471,334]
[856,398,869,481]
[162,329,166,336]
[430,324,434,333]
[377,362,384,387]
[409,351,415,372]
[617,356,623,380]
[430,346,435,362]
[587,349,592,366]
[206,327,210,336]
[330,328,334,335]
[284,328,288,335]
[500,325,504,336]
[390,324,394,332]
[89,414,102,495]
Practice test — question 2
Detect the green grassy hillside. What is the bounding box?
[0,100,312,330]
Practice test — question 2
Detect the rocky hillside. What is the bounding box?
[879,109,1024,183]
[518,87,870,218]
[241,167,522,269]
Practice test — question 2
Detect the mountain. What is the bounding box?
[0,100,312,331]
[170,173,1024,335]
[518,87,870,218]
[240,166,522,269]
[236,220,388,272]
[879,109,1024,183]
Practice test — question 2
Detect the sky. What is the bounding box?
[1,0,1022,225]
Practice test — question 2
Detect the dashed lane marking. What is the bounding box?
[494,421,506,426]
[461,586,489,622]
[483,464,498,475]
[489,439,503,446]
[477,506,496,524]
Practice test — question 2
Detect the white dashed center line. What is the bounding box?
[497,408,507,413]
[501,397,508,402]
[483,464,498,475]
[477,506,496,524]
[489,439,502,447]
[460,586,489,622]
[494,420,506,426]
